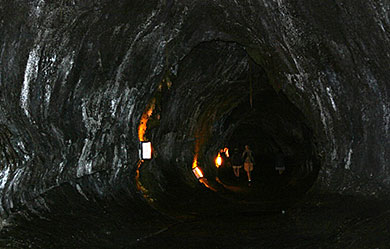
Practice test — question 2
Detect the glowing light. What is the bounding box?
[191,155,216,191]
[138,98,156,141]
[192,156,198,169]
[192,156,204,178]
[139,141,152,160]
[199,178,217,191]
[192,166,204,179]
[215,153,222,168]
[223,147,229,157]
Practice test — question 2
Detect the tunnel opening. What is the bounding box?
[208,88,321,202]
[135,40,321,218]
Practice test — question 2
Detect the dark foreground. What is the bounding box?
[1,170,389,249]
[137,192,390,249]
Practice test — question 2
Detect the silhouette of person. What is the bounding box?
[242,145,254,183]
[231,148,242,179]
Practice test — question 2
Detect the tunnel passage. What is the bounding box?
[1,1,390,247]
[137,40,321,216]
[208,88,320,201]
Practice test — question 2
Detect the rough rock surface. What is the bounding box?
[0,0,389,246]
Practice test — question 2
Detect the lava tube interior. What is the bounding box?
[1,1,390,248]
[135,41,321,218]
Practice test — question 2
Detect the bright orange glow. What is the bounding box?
[191,154,216,191]
[215,153,222,168]
[138,99,156,141]
[192,166,204,179]
[135,160,154,203]
[223,147,229,157]
[135,160,143,191]
[199,178,217,192]
[192,156,198,169]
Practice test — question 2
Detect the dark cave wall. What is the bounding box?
[0,0,389,219]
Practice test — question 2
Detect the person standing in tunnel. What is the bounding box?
[242,145,255,183]
[231,148,242,179]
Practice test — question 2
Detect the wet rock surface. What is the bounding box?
[0,0,389,248]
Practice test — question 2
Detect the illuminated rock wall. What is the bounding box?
[0,0,389,224]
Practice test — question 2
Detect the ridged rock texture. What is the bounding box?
[0,0,389,247]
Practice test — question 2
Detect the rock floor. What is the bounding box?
[1,165,389,249]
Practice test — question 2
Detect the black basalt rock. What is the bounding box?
[0,0,389,247]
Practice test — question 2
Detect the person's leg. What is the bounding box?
[244,163,251,181]
[248,163,253,182]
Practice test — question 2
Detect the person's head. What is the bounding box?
[245,145,249,150]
